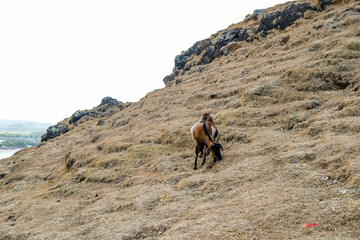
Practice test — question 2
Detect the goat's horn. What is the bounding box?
[216,133,220,143]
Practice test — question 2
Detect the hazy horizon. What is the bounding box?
[0,119,53,125]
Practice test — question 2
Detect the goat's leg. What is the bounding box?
[194,145,199,170]
[194,156,198,170]
[199,143,205,158]
[201,147,208,167]
[205,147,210,157]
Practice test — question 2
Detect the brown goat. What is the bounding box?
[190,113,223,170]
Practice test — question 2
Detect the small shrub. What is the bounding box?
[331,119,360,134]
[104,141,130,153]
[346,42,360,51]
[286,68,349,91]
[253,85,272,96]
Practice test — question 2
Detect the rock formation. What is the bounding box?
[164,1,324,87]
[41,97,127,142]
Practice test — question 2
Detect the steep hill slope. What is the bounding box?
[1,0,360,239]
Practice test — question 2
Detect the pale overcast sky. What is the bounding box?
[0,0,290,123]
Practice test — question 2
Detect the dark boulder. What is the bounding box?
[213,29,238,58]
[200,46,215,65]
[257,11,281,33]
[41,123,70,142]
[202,28,252,64]
[99,96,121,107]
[189,40,213,56]
[174,54,190,70]
[319,0,335,9]
[190,41,209,55]
[69,110,87,124]
[216,28,251,46]
[174,39,214,71]
[97,97,124,114]
[163,73,175,87]
[278,3,318,30]
[257,3,318,35]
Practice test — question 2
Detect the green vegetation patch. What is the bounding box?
[0,139,38,148]
[0,132,43,138]
[0,132,42,148]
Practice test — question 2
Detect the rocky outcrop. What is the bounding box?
[163,2,325,87]
[69,110,88,124]
[41,97,127,142]
[41,123,70,142]
[319,0,336,9]
[163,27,256,87]
[69,97,124,125]
[257,3,317,35]
[98,96,122,107]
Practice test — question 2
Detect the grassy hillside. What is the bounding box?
[1,0,360,239]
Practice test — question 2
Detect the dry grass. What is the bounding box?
[1,1,360,239]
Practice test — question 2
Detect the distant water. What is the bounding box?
[0,149,21,160]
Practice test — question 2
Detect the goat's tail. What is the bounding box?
[202,122,213,142]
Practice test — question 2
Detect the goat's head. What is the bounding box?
[209,134,223,160]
